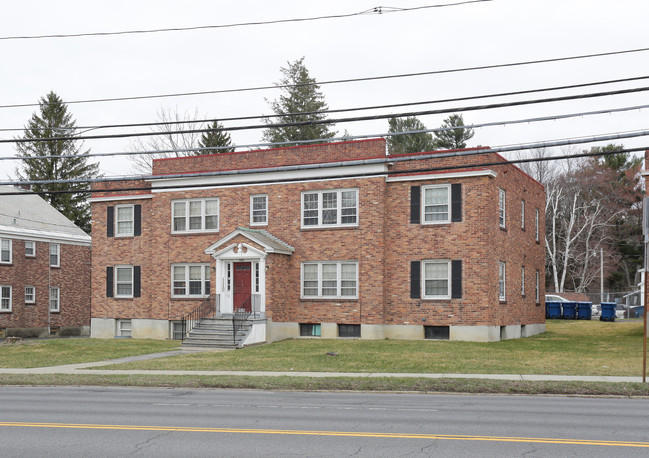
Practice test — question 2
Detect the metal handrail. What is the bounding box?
[180,295,214,341]
[233,296,252,346]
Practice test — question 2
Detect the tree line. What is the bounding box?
[11,59,645,294]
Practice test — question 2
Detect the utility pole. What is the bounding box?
[600,248,604,305]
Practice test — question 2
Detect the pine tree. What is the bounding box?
[15,91,100,233]
[433,114,475,149]
[262,57,336,146]
[387,116,436,155]
[198,120,235,154]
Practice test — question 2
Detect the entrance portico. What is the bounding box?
[204,227,294,317]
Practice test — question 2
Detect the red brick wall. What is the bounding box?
[90,140,545,330]
[152,139,386,175]
[0,239,91,331]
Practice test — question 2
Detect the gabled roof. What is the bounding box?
[0,186,90,244]
[204,227,294,256]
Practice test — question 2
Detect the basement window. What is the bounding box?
[116,320,132,338]
[338,324,360,338]
[300,323,321,337]
[424,325,449,340]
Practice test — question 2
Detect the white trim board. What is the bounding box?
[0,225,91,246]
[386,170,497,182]
[89,194,154,203]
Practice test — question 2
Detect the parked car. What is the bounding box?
[630,306,645,318]
[615,303,629,319]
[591,303,601,318]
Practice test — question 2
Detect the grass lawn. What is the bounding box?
[101,320,646,377]
[0,338,179,368]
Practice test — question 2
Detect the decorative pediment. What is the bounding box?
[204,227,294,257]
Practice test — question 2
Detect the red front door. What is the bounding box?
[233,262,252,312]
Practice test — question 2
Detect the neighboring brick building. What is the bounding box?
[90,139,545,342]
[0,186,91,338]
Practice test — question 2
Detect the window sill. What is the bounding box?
[499,300,507,304]
[49,311,60,314]
[170,296,209,301]
[300,298,358,303]
[499,226,507,232]
[49,266,61,269]
[300,225,358,232]
[0,310,12,313]
[25,303,36,306]
[171,231,220,237]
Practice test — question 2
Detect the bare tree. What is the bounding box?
[129,107,204,174]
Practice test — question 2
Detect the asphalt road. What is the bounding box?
[0,386,647,457]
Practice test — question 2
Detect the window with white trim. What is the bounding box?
[115,204,134,236]
[49,287,60,312]
[250,194,268,226]
[25,286,35,304]
[499,261,506,301]
[254,262,260,293]
[172,198,219,233]
[117,320,132,337]
[498,189,506,228]
[172,264,211,297]
[422,260,451,299]
[302,189,358,228]
[535,209,540,242]
[521,266,525,296]
[49,243,60,267]
[521,200,525,229]
[1,285,11,311]
[535,270,540,304]
[25,241,35,257]
[301,261,358,299]
[115,265,134,298]
[1,238,11,264]
[422,184,450,224]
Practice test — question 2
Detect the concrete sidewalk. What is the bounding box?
[0,349,644,383]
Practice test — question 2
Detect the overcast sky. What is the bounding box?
[1,0,648,180]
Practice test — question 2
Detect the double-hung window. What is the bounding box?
[49,287,60,312]
[1,239,11,264]
[499,261,506,301]
[115,204,134,236]
[25,241,35,257]
[422,185,450,224]
[172,198,219,233]
[302,189,358,228]
[535,209,540,242]
[521,266,525,296]
[49,243,60,267]
[301,261,358,299]
[250,194,268,226]
[521,200,525,229]
[535,270,540,304]
[25,286,35,304]
[498,189,506,228]
[172,264,210,297]
[422,260,451,299]
[115,266,134,298]
[0,285,11,311]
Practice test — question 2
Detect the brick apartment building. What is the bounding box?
[0,186,91,338]
[89,139,545,342]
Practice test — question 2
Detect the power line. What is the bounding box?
[0,144,646,197]
[0,2,492,41]
[3,130,648,188]
[3,75,648,133]
[3,103,648,162]
[4,85,649,144]
[2,46,649,110]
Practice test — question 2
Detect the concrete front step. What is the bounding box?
[181,318,252,349]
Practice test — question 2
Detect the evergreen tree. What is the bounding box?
[387,116,436,155]
[262,57,336,146]
[433,114,475,149]
[15,91,99,233]
[198,120,235,154]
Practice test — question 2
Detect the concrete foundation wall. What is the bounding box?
[242,321,267,346]
[320,323,338,338]
[500,325,522,340]
[450,325,501,342]
[132,319,169,339]
[90,318,116,338]
[268,321,299,342]
[521,323,545,337]
[383,324,424,340]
